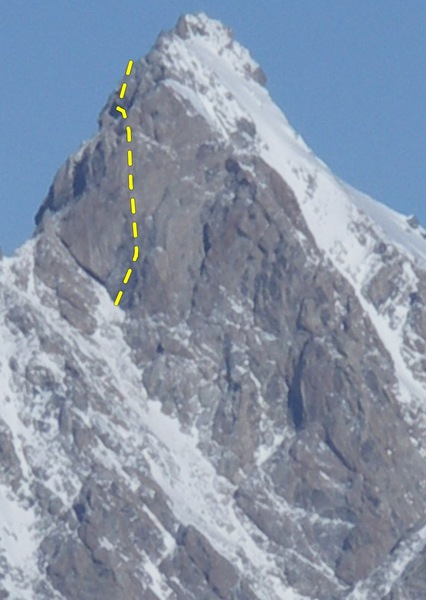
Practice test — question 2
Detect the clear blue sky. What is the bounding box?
[1,0,425,256]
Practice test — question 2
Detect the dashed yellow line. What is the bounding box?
[114,290,123,306]
[123,268,133,284]
[119,82,127,98]
[116,106,127,119]
[114,59,140,307]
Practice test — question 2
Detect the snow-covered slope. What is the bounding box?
[2,12,426,600]
[161,11,426,444]
[0,240,310,600]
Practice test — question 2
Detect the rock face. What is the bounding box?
[2,11,426,600]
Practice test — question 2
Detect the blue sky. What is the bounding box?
[1,0,425,256]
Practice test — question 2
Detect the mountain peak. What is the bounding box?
[4,11,426,600]
[175,12,233,44]
[152,12,267,89]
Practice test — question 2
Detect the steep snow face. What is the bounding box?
[159,12,305,153]
[159,12,426,272]
[157,12,426,443]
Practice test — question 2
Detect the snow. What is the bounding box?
[137,402,308,600]
[162,15,426,450]
[0,484,39,599]
[346,182,426,267]
[347,523,426,599]
[58,280,307,599]
[166,78,215,125]
[1,13,426,599]
[142,557,176,598]
[31,276,302,599]
[152,21,426,593]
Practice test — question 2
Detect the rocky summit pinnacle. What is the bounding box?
[2,12,426,600]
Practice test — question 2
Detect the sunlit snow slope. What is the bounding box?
[162,12,426,445]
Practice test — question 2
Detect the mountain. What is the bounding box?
[2,12,426,599]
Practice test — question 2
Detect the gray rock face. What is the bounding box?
[2,10,426,600]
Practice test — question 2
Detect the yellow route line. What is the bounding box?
[114,59,140,307]
[114,290,123,306]
[119,82,127,98]
[123,268,133,284]
[116,106,127,119]
[126,60,134,76]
